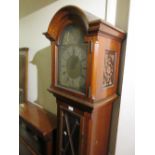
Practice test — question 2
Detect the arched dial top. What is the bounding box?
[58,25,88,93]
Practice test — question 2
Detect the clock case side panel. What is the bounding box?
[87,22,126,103]
[87,101,113,155]
[95,36,122,101]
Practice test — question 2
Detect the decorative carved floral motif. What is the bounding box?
[103,51,116,87]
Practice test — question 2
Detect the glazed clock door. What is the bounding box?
[58,25,88,94]
[58,105,85,155]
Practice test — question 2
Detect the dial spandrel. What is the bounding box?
[58,25,88,93]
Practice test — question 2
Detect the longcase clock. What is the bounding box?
[44,5,125,155]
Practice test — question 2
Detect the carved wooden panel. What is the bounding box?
[103,50,116,88]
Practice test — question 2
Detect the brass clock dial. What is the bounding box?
[58,25,88,93]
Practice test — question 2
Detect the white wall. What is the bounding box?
[105,0,117,24]
[19,0,106,103]
[115,0,135,155]
[106,0,130,154]
[115,22,135,155]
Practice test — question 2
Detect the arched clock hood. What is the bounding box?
[44,5,125,43]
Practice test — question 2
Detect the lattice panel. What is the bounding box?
[60,111,80,155]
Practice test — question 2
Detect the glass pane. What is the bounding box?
[58,44,88,93]
[58,25,88,93]
[61,111,80,155]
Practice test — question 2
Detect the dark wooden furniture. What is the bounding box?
[44,6,126,155]
[19,102,57,155]
[19,48,28,103]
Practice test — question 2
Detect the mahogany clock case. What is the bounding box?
[44,5,126,155]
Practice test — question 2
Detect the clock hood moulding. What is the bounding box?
[43,5,126,42]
